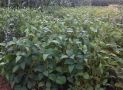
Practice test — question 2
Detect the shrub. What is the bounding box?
[0,8,123,90]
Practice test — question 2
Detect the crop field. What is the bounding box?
[0,6,123,90]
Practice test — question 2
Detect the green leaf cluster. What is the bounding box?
[0,7,123,90]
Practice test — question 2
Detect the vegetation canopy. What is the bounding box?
[0,5,123,90]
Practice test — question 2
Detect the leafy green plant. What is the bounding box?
[0,7,123,90]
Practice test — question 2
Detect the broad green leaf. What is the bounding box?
[7,41,16,47]
[0,57,2,61]
[38,73,43,80]
[0,43,6,46]
[49,74,56,81]
[64,59,74,65]
[16,56,22,63]
[20,62,26,70]
[43,71,49,76]
[27,81,33,89]
[38,82,45,87]
[43,54,49,61]
[68,65,74,73]
[83,73,90,79]
[46,81,51,88]
[56,76,66,85]
[13,65,19,73]
[61,55,68,59]
[66,49,73,56]
[49,40,59,44]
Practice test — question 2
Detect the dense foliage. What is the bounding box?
[0,7,123,90]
